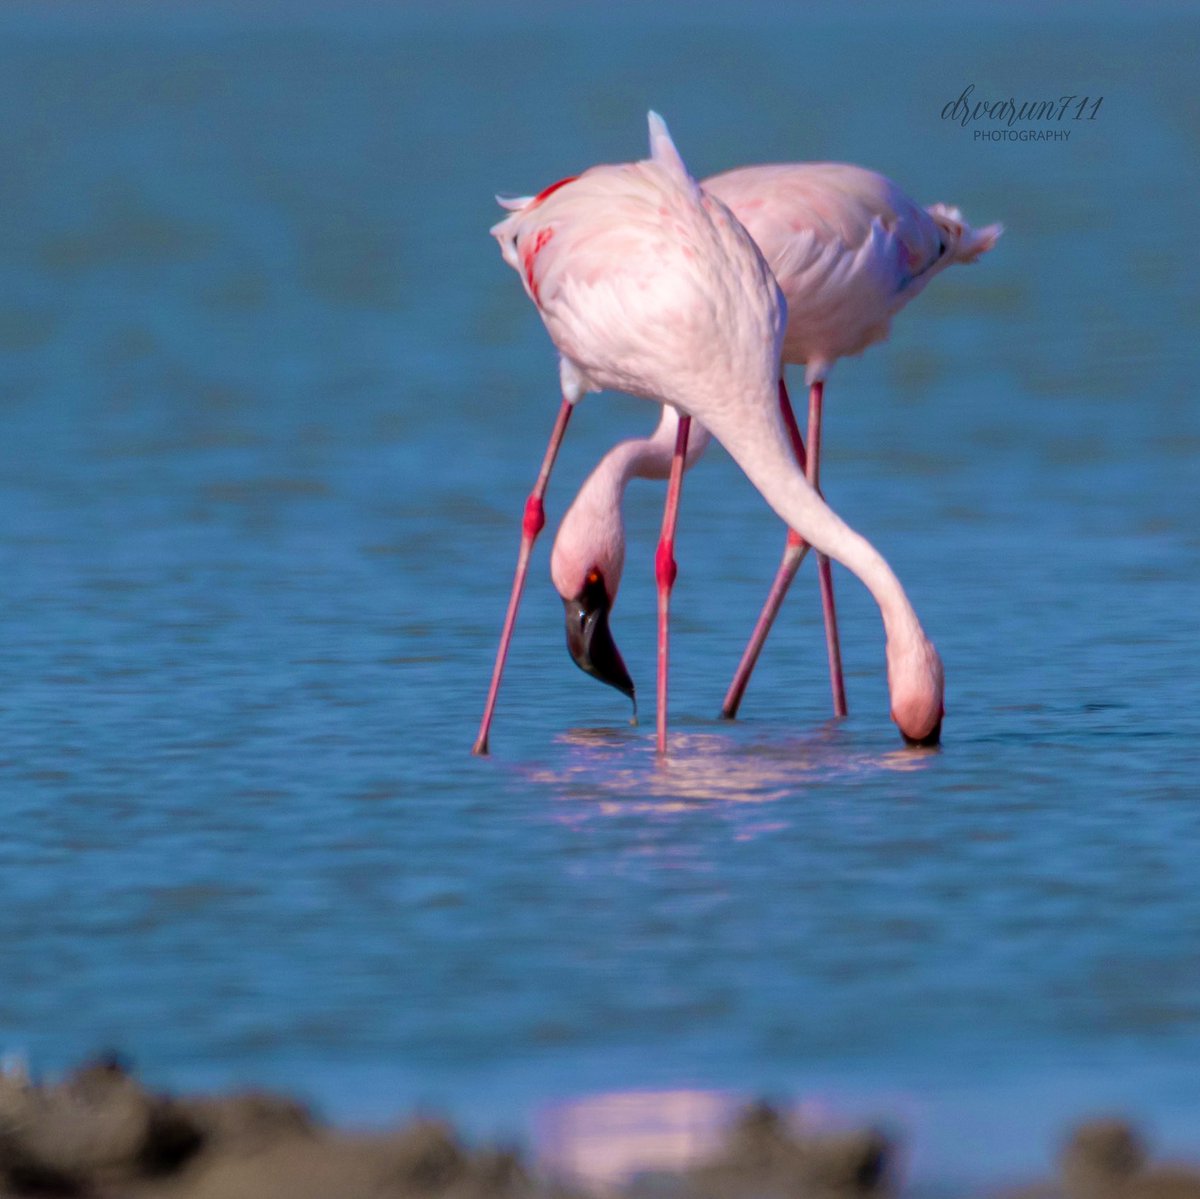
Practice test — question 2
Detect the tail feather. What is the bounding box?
[928,203,1004,264]
[647,111,700,198]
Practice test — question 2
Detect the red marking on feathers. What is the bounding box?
[528,176,577,208]
[521,226,555,304]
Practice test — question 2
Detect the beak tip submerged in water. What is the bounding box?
[563,579,635,704]
[900,715,943,748]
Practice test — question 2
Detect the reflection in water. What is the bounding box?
[535,1089,738,1188]
[535,1087,862,1189]
[525,726,935,812]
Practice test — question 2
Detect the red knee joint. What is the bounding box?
[522,495,545,540]
[655,540,677,589]
[786,528,804,550]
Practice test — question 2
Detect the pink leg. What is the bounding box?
[806,382,848,718]
[720,379,846,719]
[472,397,574,756]
[656,413,691,756]
[720,381,808,718]
[718,527,809,720]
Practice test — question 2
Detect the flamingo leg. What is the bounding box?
[656,412,691,756]
[807,381,848,718]
[472,396,574,756]
[719,379,847,720]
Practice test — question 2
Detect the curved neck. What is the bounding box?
[579,407,712,508]
[578,436,653,513]
[702,392,925,650]
[551,408,713,602]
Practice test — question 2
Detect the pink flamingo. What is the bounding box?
[473,113,944,757]
[549,164,1001,728]
[707,164,1001,719]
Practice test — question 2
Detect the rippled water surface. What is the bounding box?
[2,4,1198,1193]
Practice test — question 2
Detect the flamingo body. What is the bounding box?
[706,163,1002,383]
[490,120,785,418]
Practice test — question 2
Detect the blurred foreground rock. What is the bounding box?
[999,1118,1200,1199]
[672,1102,892,1199]
[1,1057,1198,1199]
[0,1055,529,1199]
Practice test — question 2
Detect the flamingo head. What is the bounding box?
[887,635,945,747]
[560,567,635,706]
[926,204,1004,266]
[551,504,634,708]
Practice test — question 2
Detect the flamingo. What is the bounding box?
[549,164,1002,726]
[706,164,1001,718]
[473,113,944,757]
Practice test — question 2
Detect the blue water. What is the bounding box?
[2,3,1198,1193]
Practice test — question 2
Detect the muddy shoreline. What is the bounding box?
[1,1057,1197,1199]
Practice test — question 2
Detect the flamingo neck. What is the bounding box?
[578,410,711,515]
[698,384,943,739]
[702,391,928,651]
[552,410,712,604]
[578,435,659,514]
[550,433,661,602]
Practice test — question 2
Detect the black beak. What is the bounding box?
[563,573,635,709]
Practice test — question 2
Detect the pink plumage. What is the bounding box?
[547,157,1000,734]
[476,114,947,755]
[706,162,1003,383]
